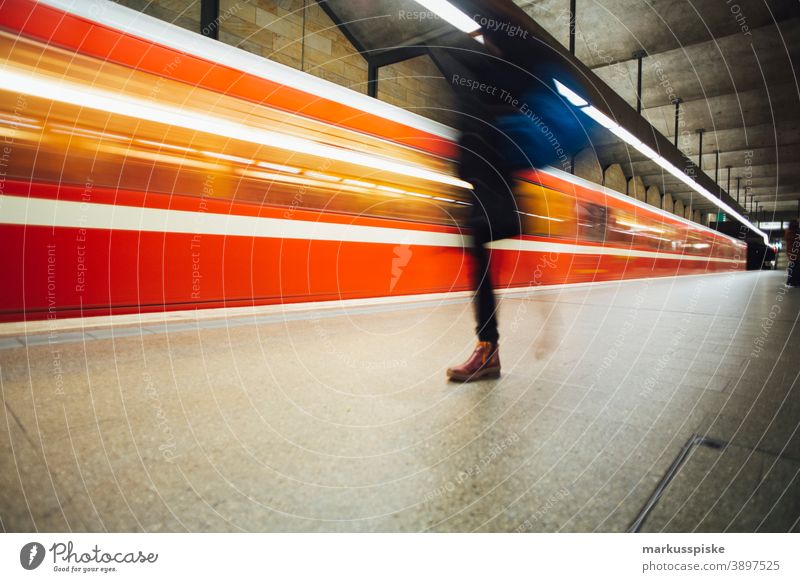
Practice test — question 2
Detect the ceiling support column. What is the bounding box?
[200,0,219,39]
[697,128,704,170]
[633,50,646,115]
[569,0,576,55]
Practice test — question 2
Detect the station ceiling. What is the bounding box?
[321,0,800,218]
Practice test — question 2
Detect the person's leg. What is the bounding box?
[472,236,499,344]
[447,137,516,381]
[447,225,501,382]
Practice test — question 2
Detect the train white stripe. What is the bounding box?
[1,196,742,264]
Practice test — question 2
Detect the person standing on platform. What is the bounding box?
[785,220,800,287]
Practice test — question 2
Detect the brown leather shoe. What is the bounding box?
[447,341,501,382]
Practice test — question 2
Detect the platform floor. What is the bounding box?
[1,270,799,532]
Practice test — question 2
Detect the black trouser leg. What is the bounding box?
[471,235,499,344]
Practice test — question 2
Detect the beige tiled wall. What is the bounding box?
[111,0,201,33]
[377,55,456,126]
[218,0,368,93]
[112,1,454,124]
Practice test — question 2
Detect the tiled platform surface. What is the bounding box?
[1,270,798,532]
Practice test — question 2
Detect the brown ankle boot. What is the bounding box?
[447,341,501,382]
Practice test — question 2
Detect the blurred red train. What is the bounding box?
[0,0,745,323]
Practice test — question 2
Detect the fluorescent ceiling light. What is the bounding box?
[553,80,588,107]
[608,124,640,146]
[632,142,658,160]
[581,106,615,129]
[413,0,480,34]
[554,76,769,245]
[652,156,674,172]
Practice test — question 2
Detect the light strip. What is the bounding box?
[304,171,341,182]
[0,68,471,190]
[553,79,769,244]
[51,125,128,141]
[257,161,302,174]
[0,119,41,130]
[201,151,254,165]
[137,139,197,153]
[517,211,564,223]
[343,179,376,188]
[581,106,615,128]
[412,1,481,33]
[553,80,588,107]
[377,185,405,194]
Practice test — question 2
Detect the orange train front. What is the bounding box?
[0,0,746,323]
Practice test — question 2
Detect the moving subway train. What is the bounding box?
[0,0,746,323]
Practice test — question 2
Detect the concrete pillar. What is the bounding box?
[684,203,693,220]
[674,199,684,217]
[693,209,702,223]
[662,193,674,213]
[603,164,627,194]
[573,148,603,185]
[646,185,661,208]
[627,176,647,202]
